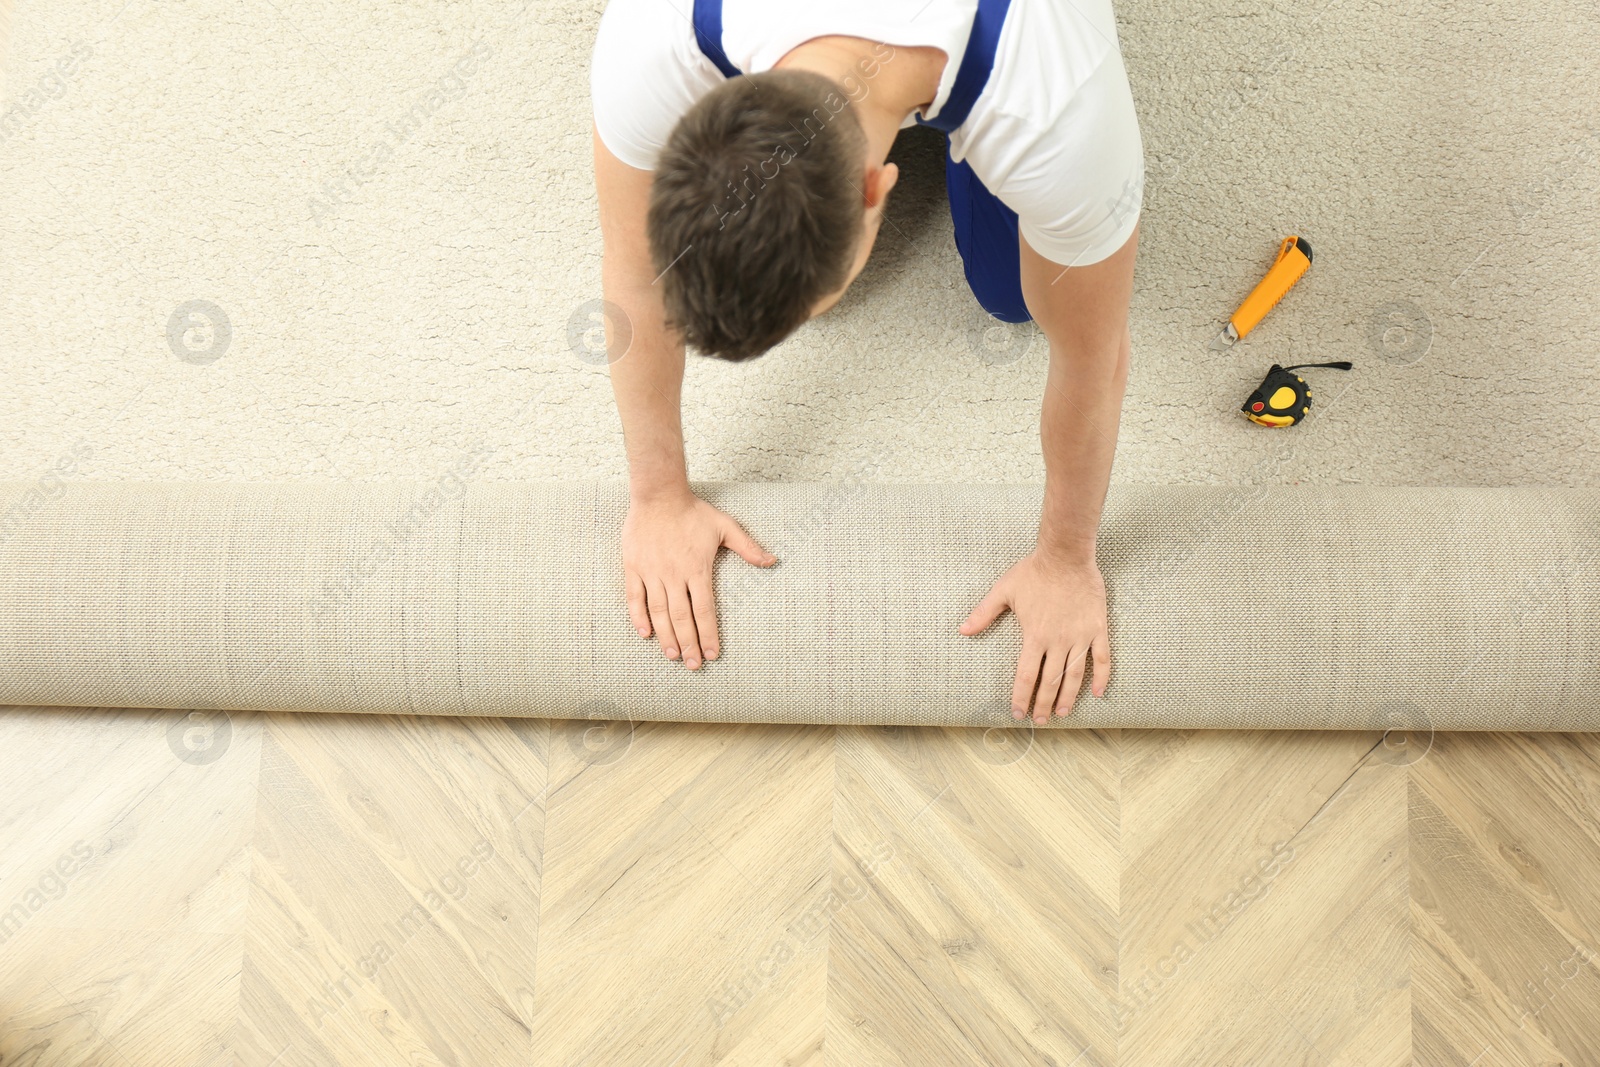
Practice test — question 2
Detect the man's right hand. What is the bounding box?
[622,489,776,669]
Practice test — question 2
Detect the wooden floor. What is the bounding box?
[1,710,1597,1066]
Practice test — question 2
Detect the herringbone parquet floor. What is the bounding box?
[2,708,1597,1066]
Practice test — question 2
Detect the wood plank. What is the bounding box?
[0,707,259,1066]
[3,708,1600,1065]
[530,719,834,1067]
[238,712,544,1066]
[827,724,1120,1067]
[1411,732,1600,1066]
[1119,729,1409,1066]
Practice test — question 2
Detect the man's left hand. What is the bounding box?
[959,551,1110,724]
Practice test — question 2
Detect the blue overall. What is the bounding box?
[691,0,1029,323]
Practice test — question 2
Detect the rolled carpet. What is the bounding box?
[0,481,1596,731]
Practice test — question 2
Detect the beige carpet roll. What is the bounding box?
[0,481,1596,731]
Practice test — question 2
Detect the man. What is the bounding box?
[590,0,1144,724]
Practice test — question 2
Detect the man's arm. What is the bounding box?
[960,224,1137,723]
[1027,227,1136,567]
[593,124,692,501]
[593,124,776,670]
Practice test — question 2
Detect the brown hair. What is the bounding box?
[647,69,867,361]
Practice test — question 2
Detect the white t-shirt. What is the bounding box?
[590,0,1145,267]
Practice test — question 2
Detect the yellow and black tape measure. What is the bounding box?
[1241,360,1353,427]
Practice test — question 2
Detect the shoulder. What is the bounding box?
[968,35,1144,267]
[591,0,723,171]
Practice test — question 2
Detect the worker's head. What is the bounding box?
[647,69,896,361]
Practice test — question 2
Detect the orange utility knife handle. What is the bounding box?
[1230,236,1313,340]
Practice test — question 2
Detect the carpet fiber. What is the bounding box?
[1,0,1597,490]
[3,1,1598,729]
[2,480,1595,729]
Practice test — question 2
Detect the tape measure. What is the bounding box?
[1242,361,1353,427]
[1209,236,1313,350]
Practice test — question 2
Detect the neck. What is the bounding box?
[774,36,945,165]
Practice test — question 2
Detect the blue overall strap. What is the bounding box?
[917,0,1011,133]
[692,0,741,78]
[692,0,1012,126]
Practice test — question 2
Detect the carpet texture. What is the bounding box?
[3,2,1598,730]
[1,481,1595,730]
[1,0,1598,490]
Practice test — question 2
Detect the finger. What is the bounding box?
[721,518,776,567]
[961,587,1010,636]
[1091,630,1111,697]
[646,579,678,660]
[1011,641,1044,721]
[1054,645,1090,718]
[625,569,651,638]
[666,582,703,669]
[689,572,720,660]
[1033,646,1068,726]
